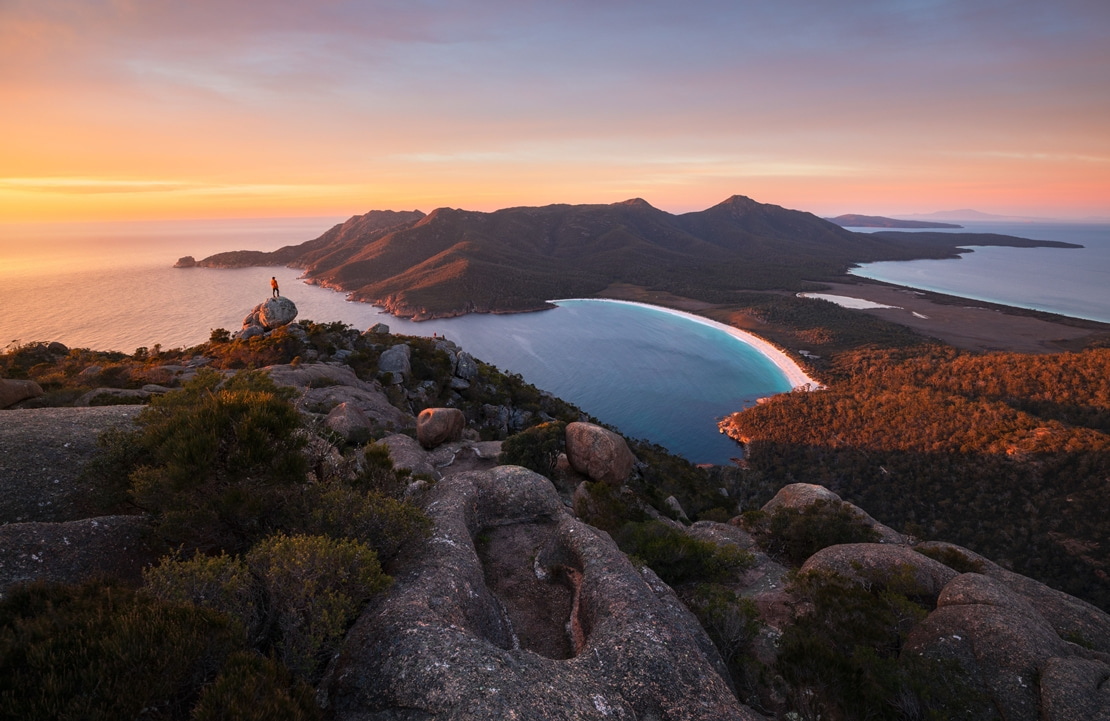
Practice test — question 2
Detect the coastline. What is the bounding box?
[549,298,821,391]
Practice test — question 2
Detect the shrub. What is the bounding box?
[616,520,755,586]
[915,545,985,574]
[307,487,431,563]
[127,369,308,553]
[776,569,994,721]
[682,583,762,697]
[351,441,410,498]
[760,499,881,566]
[245,533,391,678]
[143,551,264,644]
[189,651,320,721]
[0,580,242,720]
[500,421,567,477]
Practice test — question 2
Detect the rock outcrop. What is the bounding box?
[762,483,908,544]
[416,407,465,449]
[377,343,411,383]
[0,516,160,598]
[801,543,958,601]
[905,571,1110,721]
[264,362,413,432]
[320,466,762,720]
[324,402,372,441]
[238,296,298,338]
[0,406,144,524]
[0,378,43,409]
[173,255,196,268]
[564,421,636,486]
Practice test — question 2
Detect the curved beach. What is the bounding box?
[550,298,821,392]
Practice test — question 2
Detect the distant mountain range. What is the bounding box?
[197,195,1081,320]
[826,214,962,229]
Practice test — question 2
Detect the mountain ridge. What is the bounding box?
[196,195,1078,320]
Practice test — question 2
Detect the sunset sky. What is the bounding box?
[2,0,1108,222]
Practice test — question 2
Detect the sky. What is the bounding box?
[1,0,1108,222]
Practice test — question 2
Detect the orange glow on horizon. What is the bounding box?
[2,3,1107,223]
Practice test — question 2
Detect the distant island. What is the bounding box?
[193,195,1080,321]
[825,213,963,229]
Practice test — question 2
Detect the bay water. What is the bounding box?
[848,222,1110,324]
[0,217,793,463]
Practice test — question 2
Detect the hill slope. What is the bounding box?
[198,196,1078,319]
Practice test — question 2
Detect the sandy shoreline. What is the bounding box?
[550,298,821,391]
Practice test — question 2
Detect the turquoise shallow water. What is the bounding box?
[0,219,793,463]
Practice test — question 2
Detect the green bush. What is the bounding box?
[500,421,566,476]
[350,441,411,498]
[616,520,755,586]
[143,551,264,644]
[127,369,308,553]
[759,499,881,566]
[777,569,994,721]
[245,533,392,678]
[915,545,985,574]
[0,580,242,720]
[682,583,762,698]
[189,651,320,721]
[307,486,431,563]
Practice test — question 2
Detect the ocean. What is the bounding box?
[3,216,1105,463]
[0,218,792,463]
[847,221,1110,324]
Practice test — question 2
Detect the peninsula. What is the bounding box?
[825,213,963,228]
[194,195,1078,322]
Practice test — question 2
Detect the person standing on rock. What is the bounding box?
[271,277,280,298]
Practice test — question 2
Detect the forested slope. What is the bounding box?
[721,346,1110,609]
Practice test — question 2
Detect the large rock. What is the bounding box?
[904,571,1110,721]
[417,407,466,449]
[325,402,372,441]
[378,344,412,383]
[801,543,958,601]
[0,379,43,408]
[915,541,1110,654]
[264,363,413,432]
[320,466,762,720]
[258,296,298,330]
[455,351,478,381]
[0,406,144,524]
[564,421,636,486]
[761,483,908,544]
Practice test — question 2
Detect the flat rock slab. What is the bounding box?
[0,515,159,598]
[0,406,142,524]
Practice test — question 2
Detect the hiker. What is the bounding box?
[271,277,280,298]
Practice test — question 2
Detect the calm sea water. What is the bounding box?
[848,222,1110,324]
[0,218,794,463]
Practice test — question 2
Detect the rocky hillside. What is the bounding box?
[3,309,1109,719]
[193,195,1077,320]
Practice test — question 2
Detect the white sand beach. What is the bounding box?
[797,292,901,310]
[550,298,821,391]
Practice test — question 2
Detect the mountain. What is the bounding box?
[826,213,962,229]
[197,195,1075,320]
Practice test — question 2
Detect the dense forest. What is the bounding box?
[721,345,1110,610]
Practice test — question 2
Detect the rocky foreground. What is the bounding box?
[3,311,1110,719]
